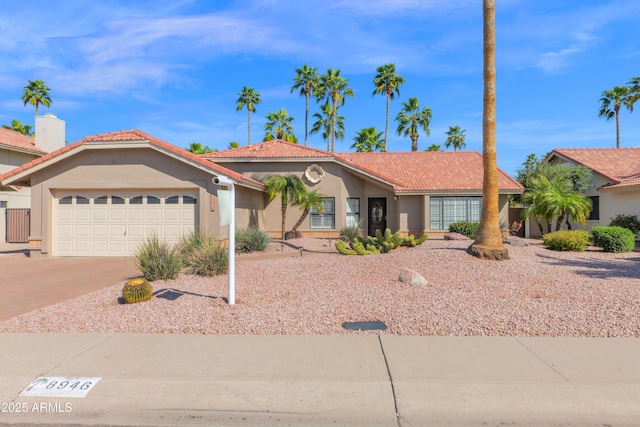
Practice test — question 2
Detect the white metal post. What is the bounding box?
[212,176,235,305]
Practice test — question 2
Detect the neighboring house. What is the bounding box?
[0,114,65,243]
[544,148,640,234]
[0,130,264,257]
[203,140,524,240]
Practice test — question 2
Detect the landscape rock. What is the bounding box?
[444,232,470,240]
[502,235,529,246]
[399,268,427,286]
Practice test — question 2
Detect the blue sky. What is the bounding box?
[0,0,638,175]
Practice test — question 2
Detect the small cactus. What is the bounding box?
[335,228,428,256]
[335,240,357,255]
[122,278,153,304]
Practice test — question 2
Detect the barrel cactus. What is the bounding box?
[122,278,153,304]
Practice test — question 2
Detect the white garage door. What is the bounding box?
[54,191,197,257]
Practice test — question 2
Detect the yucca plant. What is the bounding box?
[134,234,183,281]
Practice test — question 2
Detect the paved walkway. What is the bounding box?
[0,334,639,426]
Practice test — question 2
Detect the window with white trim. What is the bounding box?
[310,197,335,229]
[346,198,360,228]
[430,197,482,230]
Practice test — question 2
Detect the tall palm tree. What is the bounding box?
[291,65,319,146]
[599,85,633,148]
[264,174,307,241]
[351,127,385,152]
[310,102,345,151]
[187,142,213,154]
[425,144,442,152]
[236,86,261,145]
[2,119,33,136]
[444,125,467,151]
[395,97,432,152]
[288,189,325,239]
[372,63,405,150]
[264,108,296,141]
[316,69,354,152]
[629,76,640,109]
[22,80,52,116]
[467,0,509,260]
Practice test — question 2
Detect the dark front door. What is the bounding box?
[368,197,387,237]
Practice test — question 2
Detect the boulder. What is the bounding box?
[502,235,529,247]
[399,268,427,286]
[444,232,470,240]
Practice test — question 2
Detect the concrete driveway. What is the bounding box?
[0,252,139,321]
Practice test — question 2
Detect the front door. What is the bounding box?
[368,197,387,237]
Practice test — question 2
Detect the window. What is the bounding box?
[112,196,125,205]
[310,197,335,229]
[129,196,143,205]
[147,196,160,205]
[588,196,599,220]
[0,201,7,208]
[430,197,482,230]
[76,196,89,205]
[346,198,360,228]
[59,196,72,205]
[95,196,108,205]
[165,195,179,204]
[183,195,197,204]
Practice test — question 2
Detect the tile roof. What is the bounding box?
[1,130,263,189]
[0,128,47,155]
[340,151,524,192]
[549,147,640,190]
[203,139,334,159]
[205,140,523,193]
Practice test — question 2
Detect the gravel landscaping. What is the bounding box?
[1,238,639,336]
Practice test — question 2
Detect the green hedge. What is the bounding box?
[609,214,640,239]
[542,230,591,252]
[448,222,480,239]
[591,226,635,253]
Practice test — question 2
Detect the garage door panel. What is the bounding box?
[55,191,197,257]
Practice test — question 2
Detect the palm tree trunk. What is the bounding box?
[615,106,620,148]
[384,93,390,151]
[411,133,418,152]
[331,99,337,152]
[247,110,251,145]
[536,220,544,236]
[556,212,566,231]
[291,208,310,234]
[281,200,287,241]
[468,0,509,261]
[304,91,309,146]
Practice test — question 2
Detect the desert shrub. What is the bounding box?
[134,234,183,281]
[122,278,153,304]
[186,238,228,276]
[609,214,640,239]
[448,221,480,239]
[542,230,591,252]
[235,227,270,253]
[591,226,635,253]
[339,224,362,243]
[177,232,207,260]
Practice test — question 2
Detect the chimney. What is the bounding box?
[35,113,65,153]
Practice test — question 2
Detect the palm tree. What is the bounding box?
[264,108,296,141]
[228,141,240,149]
[599,86,633,148]
[395,97,432,152]
[310,102,345,151]
[627,76,640,111]
[522,175,555,235]
[264,174,307,241]
[467,0,509,260]
[22,80,52,116]
[187,142,213,154]
[2,119,33,136]
[351,127,385,152]
[291,65,319,146]
[425,144,442,152]
[236,86,261,145]
[287,190,325,239]
[316,69,354,152]
[543,182,592,231]
[444,125,467,151]
[372,63,405,150]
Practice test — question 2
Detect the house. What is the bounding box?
[0,114,65,243]
[544,147,640,232]
[1,131,524,258]
[203,140,524,239]
[0,130,264,257]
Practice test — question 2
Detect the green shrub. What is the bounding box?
[186,238,228,276]
[134,234,183,281]
[542,230,591,252]
[591,226,635,253]
[339,224,362,243]
[235,227,270,253]
[448,221,480,239]
[609,214,640,239]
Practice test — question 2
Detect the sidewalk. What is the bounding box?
[1,334,639,426]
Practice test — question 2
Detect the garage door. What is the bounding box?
[54,191,197,257]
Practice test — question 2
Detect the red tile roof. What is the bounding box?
[0,128,46,155]
[549,147,640,190]
[203,139,334,159]
[205,139,523,193]
[1,130,263,189]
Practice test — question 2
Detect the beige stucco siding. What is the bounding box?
[26,148,263,255]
